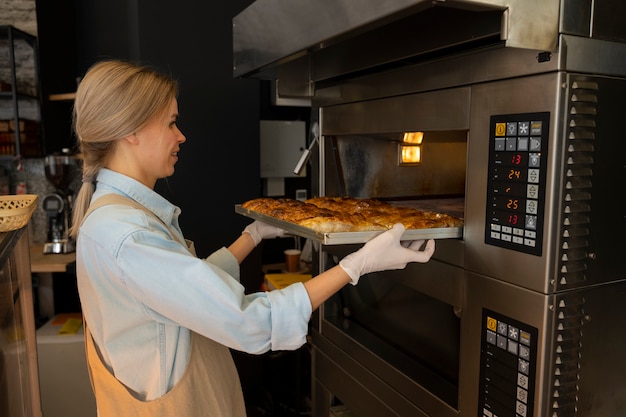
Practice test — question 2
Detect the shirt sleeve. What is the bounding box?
[205,247,240,281]
[115,228,312,353]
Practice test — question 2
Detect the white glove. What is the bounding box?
[339,223,435,285]
[243,221,287,246]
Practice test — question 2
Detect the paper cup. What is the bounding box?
[284,249,302,273]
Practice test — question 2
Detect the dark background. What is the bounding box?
[34,1,311,415]
[35,0,309,279]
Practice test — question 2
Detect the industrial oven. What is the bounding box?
[233,1,626,416]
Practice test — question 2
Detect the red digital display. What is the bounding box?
[494,152,527,167]
[489,210,523,227]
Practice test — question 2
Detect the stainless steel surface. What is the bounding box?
[307,67,626,416]
[234,1,626,102]
[235,204,463,244]
[233,0,562,78]
[234,1,626,415]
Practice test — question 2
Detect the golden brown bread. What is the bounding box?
[241,197,463,233]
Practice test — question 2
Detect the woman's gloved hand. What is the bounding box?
[243,220,287,246]
[339,223,436,285]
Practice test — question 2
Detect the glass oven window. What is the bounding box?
[324,271,461,407]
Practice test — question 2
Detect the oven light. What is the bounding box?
[402,131,423,144]
[400,145,421,164]
[399,131,423,165]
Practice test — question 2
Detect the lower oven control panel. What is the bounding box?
[478,309,538,417]
[485,112,550,256]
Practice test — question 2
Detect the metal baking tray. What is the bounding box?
[235,204,463,245]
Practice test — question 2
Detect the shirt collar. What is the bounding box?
[92,168,180,226]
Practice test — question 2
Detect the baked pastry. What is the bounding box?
[241,197,463,233]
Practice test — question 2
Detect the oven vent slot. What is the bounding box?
[550,296,584,417]
[558,79,598,289]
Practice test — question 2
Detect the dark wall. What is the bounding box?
[36,0,261,264]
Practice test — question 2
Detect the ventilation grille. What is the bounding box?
[558,78,597,290]
[550,295,585,417]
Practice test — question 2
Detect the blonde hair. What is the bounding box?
[70,60,178,238]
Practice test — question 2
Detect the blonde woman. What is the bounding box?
[71,59,435,417]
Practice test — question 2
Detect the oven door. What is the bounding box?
[312,243,464,417]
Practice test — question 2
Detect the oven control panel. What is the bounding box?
[485,112,550,256]
[478,309,538,417]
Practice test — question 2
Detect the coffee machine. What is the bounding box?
[42,152,78,254]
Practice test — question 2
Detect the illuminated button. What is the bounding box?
[525,215,537,230]
[506,137,517,151]
[518,121,530,135]
[494,137,505,151]
[513,236,524,244]
[529,152,540,167]
[527,184,539,198]
[517,137,529,151]
[495,122,507,136]
[528,168,540,183]
[526,200,537,214]
[487,317,497,331]
[529,136,541,151]
[524,238,536,247]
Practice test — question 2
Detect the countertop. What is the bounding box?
[29,244,76,273]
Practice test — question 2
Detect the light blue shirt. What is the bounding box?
[77,169,312,400]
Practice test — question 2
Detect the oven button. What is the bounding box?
[529,136,541,150]
[528,168,540,183]
[517,137,529,150]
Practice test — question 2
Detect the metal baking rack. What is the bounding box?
[235,204,463,245]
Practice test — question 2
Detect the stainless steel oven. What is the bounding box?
[233,1,626,416]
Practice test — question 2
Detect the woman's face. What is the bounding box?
[132,98,186,187]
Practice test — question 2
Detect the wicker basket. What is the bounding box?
[0,194,38,232]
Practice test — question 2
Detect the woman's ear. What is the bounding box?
[123,132,140,145]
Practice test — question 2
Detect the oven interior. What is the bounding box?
[313,130,468,410]
[320,131,467,213]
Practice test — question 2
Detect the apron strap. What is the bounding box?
[83,193,188,248]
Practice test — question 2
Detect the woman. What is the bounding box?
[70,59,435,417]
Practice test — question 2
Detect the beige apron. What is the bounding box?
[81,194,246,417]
